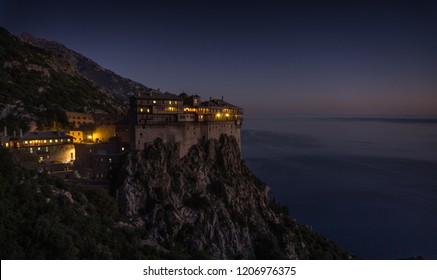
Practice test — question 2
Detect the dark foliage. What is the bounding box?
[0,147,150,259]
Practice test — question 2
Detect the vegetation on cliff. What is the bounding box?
[0,147,150,259]
[0,135,354,259]
[119,135,354,259]
[0,27,125,131]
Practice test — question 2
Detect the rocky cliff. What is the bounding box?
[118,135,354,259]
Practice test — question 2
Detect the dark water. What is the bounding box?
[241,116,437,259]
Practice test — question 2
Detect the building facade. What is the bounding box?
[10,131,75,164]
[130,90,243,157]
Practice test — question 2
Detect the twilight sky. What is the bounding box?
[1,0,436,116]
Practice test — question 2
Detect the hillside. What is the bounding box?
[0,27,125,131]
[0,147,150,259]
[0,136,354,259]
[19,32,151,103]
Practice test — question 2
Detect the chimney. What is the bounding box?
[209,97,212,101]
[3,126,7,136]
[222,96,224,101]
[20,129,23,138]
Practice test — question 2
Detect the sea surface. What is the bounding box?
[241,115,437,259]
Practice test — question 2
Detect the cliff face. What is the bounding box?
[119,135,353,259]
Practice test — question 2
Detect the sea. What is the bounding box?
[241,115,437,260]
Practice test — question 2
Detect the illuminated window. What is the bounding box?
[109,158,112,163]
[24,141,28,144]
[153,100,156,104]
[140,108,144,112]
[169,101,172,105]
[121,147,125,151]
[46,147,49,152]
[38,147,40,151]
[49,140,53,143]
[147,108,150,113]
[55,139,58,143]
[30,147,33,153]
[44,140,47,143]
[175,101,178,104]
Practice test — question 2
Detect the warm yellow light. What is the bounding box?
[169,101,172,105]
[225,113,230,117]
[55,139,58,143]
[43,140,47,143]
[147,108,150,113]
[216,113,221,118]
[87,135,92,139]
[140,108,144,112]
[153,100,156,104]
[49,140,53,143]
[24,141,28,144]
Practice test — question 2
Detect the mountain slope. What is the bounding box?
[0,27,126,131]
[0,147,153,259]
[19,32,151,103]
[119,135,354,259]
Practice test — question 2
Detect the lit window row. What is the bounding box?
[23,139,71,145]
[140,100,179,105]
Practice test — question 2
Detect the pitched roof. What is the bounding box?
[22,131,72,140]
[200,99,242,110]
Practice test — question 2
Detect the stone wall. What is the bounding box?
[133,121,241,157]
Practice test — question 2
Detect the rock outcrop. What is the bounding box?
[119,135,354,259]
